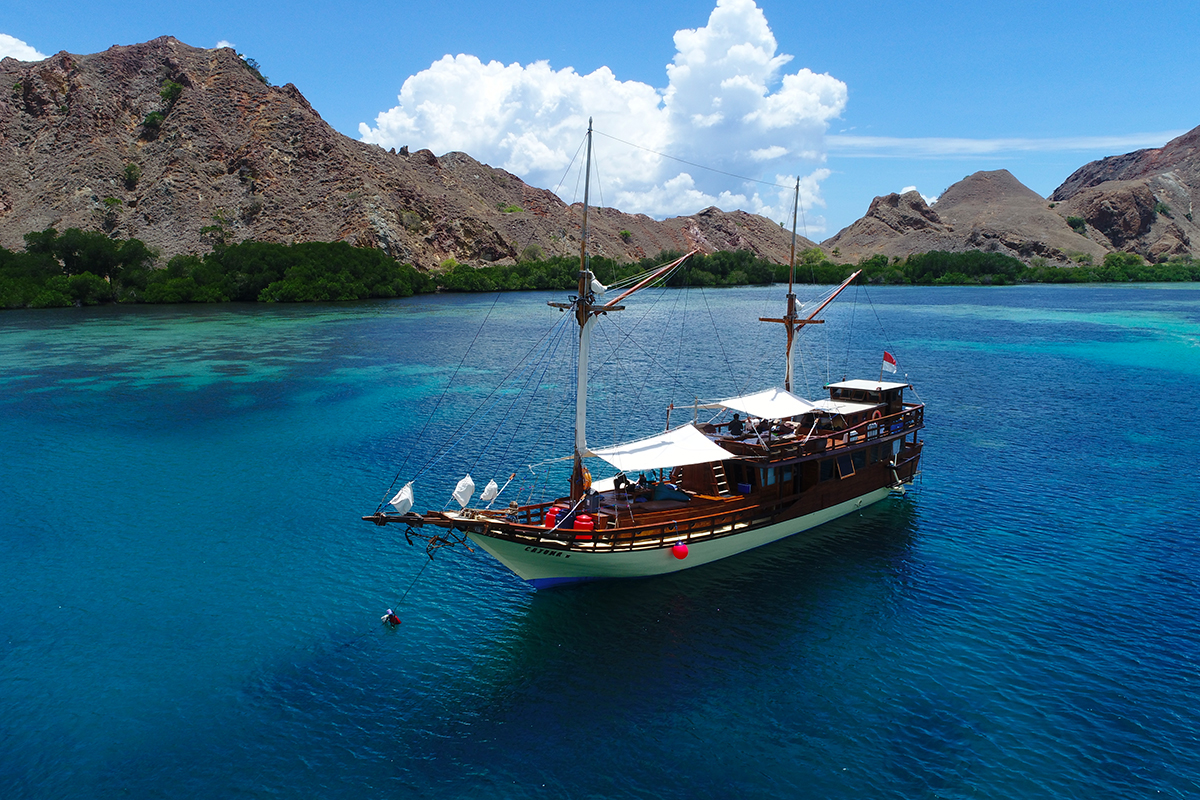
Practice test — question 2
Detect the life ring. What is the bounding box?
[581,466,592,492]
[871,409,883,420]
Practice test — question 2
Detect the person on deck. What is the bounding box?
[728,413,744,436]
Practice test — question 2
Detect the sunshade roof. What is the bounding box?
[588,423,736,473]
[711,387,817,420]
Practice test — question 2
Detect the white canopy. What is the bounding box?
[708,387,817,420]
[826,379,909,391]
[588,423,736,473]
[810,398,879,415]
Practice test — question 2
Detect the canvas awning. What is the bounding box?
[701,387,818,420]
[810,398,879,415]
[588,423,736,473]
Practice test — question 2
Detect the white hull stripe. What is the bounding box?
[467,486,893,587]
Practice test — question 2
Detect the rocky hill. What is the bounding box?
[817,190,956,264]
[933,169,1109,262]
[825,127,1200,264]
[825,170,1110,264]
[1048,126,1199,260]
[0,38,810,269]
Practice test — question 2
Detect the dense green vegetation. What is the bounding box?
[2,227,1196,311]
[783,248,1199,286]
[0,229,434,308]
[437,249,782,292]
[437,247,1199,292]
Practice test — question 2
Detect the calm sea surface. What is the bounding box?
[2,284,1198,798]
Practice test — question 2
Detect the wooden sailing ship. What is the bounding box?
[364,121,925,587]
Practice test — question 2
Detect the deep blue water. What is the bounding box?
[2,284,1199,798]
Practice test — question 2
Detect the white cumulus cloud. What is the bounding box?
[359,0,846,233]
[0,34,47,62]
[215,40,236,50]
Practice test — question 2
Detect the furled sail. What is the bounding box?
[452,475,475,509]
[588,423,736,473]
[389,482,414,515]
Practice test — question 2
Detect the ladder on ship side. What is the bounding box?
[711,463,733,497]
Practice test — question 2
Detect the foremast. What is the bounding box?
[570,118,597,503]
[555,119,697,502]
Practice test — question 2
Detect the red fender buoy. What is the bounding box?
[672,543,689,560]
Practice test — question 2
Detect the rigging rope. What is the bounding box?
[594,129,801,192]
[382,303,576,512]
[841,283,860,381]
[431,311,577,509]
[377,291,505,510]
[667,266,693,407]
[395,555,433,607]
[698,285,737,395]
[465,301,576,487]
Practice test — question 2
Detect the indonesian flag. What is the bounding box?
[882,351,898,374]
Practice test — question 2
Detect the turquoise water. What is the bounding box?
[2,285,1199,798]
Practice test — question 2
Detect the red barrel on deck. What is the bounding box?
[573,513,594,540]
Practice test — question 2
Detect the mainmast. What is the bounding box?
[785,178,800,391]
[761,177,861,389]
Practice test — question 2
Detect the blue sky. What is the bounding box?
[4,0,1197,239]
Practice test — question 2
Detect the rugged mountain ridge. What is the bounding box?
[3,37,1196,269]
[822,170,1108,264]
[1048,127,1200,260]
[825,128,1200,264]
[0,38,809,268]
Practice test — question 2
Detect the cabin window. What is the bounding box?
[781,466,793,485]
[760,467,777,486]
[836,453,855,479]
[852,451,867,470]
[819,459,835,482]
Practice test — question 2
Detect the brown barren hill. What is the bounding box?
[823,171,1108,264]
[1050,126,1200,260]
[934,169,1107,263]
[819,190,956,264]
[0,38,809,268]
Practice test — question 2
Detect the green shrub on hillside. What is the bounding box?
[160,80,183,106]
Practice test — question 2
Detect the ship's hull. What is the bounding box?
[467,485,894,588]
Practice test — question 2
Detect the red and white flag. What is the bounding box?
[882,351,898,374]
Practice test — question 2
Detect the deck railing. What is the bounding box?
[720,403,923,461]
[490,404,925,550]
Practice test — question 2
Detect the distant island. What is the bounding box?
[1,36,1198,306]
